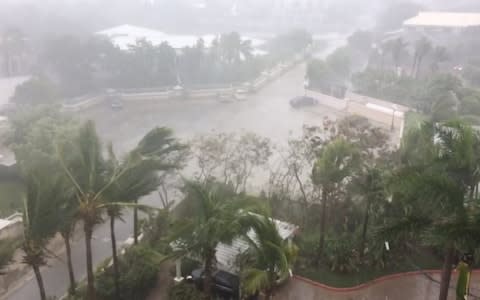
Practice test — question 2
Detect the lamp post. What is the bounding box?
[391,104,398,131]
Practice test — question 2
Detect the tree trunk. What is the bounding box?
[84,222,96,300]
[62,231,76,295]
[318,188,328,258]
[32,264,47,300]
[411,54,417,77]
[110,214,120,300]
[133,199,139,245]
[438,246,455,300]
[203,250,215,300]
[415,56,424,79]
[360,202,370,257]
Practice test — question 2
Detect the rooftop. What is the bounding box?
[404,12,480,28]
[216,216,298,273]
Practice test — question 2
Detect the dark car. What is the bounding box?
[191,268,240,299]
[289,96,318,108]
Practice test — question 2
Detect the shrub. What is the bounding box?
[168,282,204,300]
[324,234,361,273]
[96,245,163,300]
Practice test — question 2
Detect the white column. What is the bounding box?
[174,259,183,283]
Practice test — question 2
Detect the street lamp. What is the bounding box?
[391,104,398,131]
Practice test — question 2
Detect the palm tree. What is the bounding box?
[411,37,432,78]
[57,121,183,300]
[355,167,386,256]
[430,46,449,73]
[385,38,408,70]
[57,195,78,296]
[384,121,480,300]
[218,32,252,64]
[241,214,297,299]
[312,138,360,257]
[171,181,251,300]
[20,163,65,300]
[104,153,163,299]
[130,127,185,245]
[0,28,26,76]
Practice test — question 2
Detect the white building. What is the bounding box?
[95,24,265,52]
[404,12,480,33]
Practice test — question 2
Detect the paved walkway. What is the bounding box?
[275,272,480,300]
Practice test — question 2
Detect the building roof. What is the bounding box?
[96,24,265,50]
[216,216,298,273]
[404,12,480,28]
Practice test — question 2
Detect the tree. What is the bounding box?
[412,37,432,78]
[354,167,387,256]
[193,132,271,193]
[16,150,67,300]
[384,38,408,69]
[241,214,296,299]
[312,138,360,256]
[0,28,26,77]
[8,105,78,295]
[103,128,185,299]
[430,46,449,73]
[57,121,183,300]
[170,181,251,300]
[12,76,59,106]
[385,121,480,300]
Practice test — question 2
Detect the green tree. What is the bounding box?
[17,154,66,300]
[412,37,432,78]
[103,128,185,299]
[171,181,251,300]
[312,138,360,256]
[241,214,296,299]
[384,38,408,69]
[57,121,182,300]
[385,121,480,300]
[12,76,59,106]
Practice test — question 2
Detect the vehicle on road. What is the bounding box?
[190,268,242,299]
[289,96,318,108]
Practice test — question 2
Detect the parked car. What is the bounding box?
[289,96,318,108]
[191,268,240,299]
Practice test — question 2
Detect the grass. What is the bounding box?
[0,182,25,218]
[294,250,443,288]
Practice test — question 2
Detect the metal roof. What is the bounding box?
[404,12,480,28]
[216,216,298,273]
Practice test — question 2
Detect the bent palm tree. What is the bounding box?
[20,165,66,300]
[241,214,297,299]
[57,121,184,300]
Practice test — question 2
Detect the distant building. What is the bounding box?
[95,24,265,52]
[404,12,480,33]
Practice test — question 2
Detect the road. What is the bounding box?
[5,38,345,300]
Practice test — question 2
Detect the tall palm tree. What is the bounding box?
[130,127,185,245]
[411,37,432,78]
[355,167,386,256]
[57,195,78,296]
[312,138,360,256]
[385,38,408,70]
[171,181,251,300]
[57,121,183,300]
[385,121,480,300]
[0,28,26,76]
[20,163,65,300]
[241,214,297,300]
[430,46,449,73]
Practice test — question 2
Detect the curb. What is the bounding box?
[293,269,480,293]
